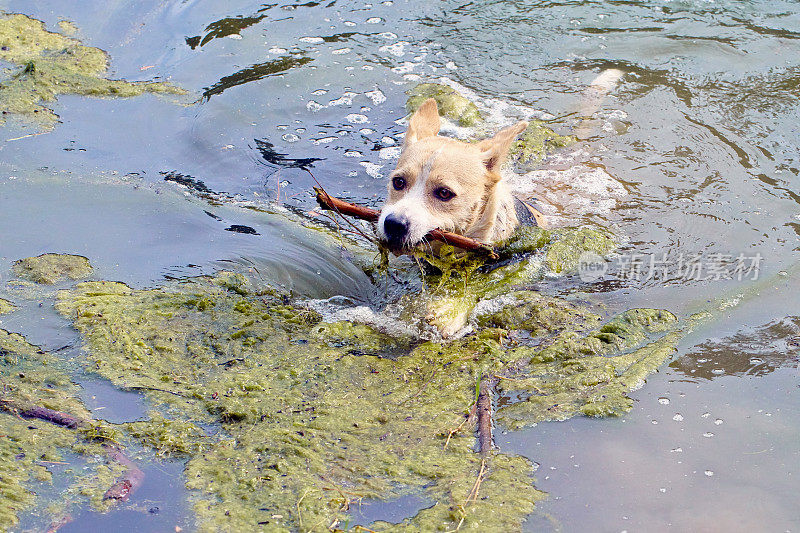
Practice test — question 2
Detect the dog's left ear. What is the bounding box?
[478,121,528,176]
[405,98,441,146]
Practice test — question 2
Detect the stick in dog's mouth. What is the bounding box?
[313,187,499,259]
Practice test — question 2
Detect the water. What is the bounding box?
[2,0,799,530]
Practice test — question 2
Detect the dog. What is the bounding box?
[377,70,623,255]
[376,98,538,254]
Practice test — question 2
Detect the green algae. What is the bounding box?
[545,226,616,273]
[476,291,600,335]
[0,328,130,527]
[0,298,15,314]
[411,225,616,337]
[12,253,93,284]
[406,83,482,127]
[405,84,574,164]
[55,266,681,532]
[495,309,679,429]
[0,13,186,127]
[508,121,575,167]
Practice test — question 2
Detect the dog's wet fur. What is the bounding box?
[378,70,624,255]
[378,98,527,253]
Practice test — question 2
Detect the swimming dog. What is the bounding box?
[377,98,530,254]
[377,70,623,254]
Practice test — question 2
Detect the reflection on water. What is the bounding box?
[671,317,800,379]
[2,0,800,530]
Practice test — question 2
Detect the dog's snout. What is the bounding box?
[383,214,409,248]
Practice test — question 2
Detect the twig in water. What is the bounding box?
[312,186,498,259]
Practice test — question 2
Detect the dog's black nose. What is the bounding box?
[383,214,409,248]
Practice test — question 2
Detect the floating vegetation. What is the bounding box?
[0,13,186,127]
[406,83,482,127]
[50,259,678,531]
[0,329,129,528]
[12,253,93,284]
[0,298,15,314]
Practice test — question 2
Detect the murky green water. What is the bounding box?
[1,0,798,531]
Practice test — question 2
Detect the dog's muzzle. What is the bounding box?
[382,214,410,250]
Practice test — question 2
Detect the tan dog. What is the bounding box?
[377,98,528,253]
[377,70,624,254]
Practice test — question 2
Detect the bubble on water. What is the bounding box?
[701,412,711,418]
[711,368,724,375]
[365,89,386,105]
[329,92,357,106]
[380,41,408,57]
[659,488,666,493]
[366,17,382,23]
[651,420,658,425]
[703,432,714,438]
[268,46,287,54]
[346,114,369,124]
[704,470,714,477]
[332,48,351,55]
[670,447,682,453]
[344,150,362,157]
[312,136,337,145]
[749,357,764,365]
[673,414,684,422]
[281,133,300,143]
[276,124,289,130]
[359,128,375,135]
[359,162,383,179]
[381,136,396,145]
[392,62,417,75]
[658,397,670,405]
[714,418,723,425]
[306,100,324,112]
[299,36,324,43]
[697,358,708,363]
[227,34,243,40]
[379,147,401,160]
[445,61,457,70]
[343,21,356,27]
[296,127,306,133]
[378,32,397,39]
[382,1,393,5]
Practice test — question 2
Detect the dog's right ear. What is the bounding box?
[404,98,441,146]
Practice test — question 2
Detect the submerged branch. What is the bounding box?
[0,399,87,429]
[102,445,145,502]
[0,398,145,504]
[313,187,499,259]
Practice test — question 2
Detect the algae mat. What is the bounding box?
[30,269,676,531]
[0,13,185,128]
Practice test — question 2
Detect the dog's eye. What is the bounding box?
[392,176,406,191]
[434,187,455,201]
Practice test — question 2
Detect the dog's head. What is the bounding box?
[377,98,527,253]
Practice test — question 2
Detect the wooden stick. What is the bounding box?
[313,187,499,259]
[0,399,144,503]
[103,445,145,502]
[1,400,87,429]
[476,376,494,456]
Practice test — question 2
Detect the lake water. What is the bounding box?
[1,0,799,531]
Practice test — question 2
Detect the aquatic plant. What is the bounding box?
[0,13,186,127]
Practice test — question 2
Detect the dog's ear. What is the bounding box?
[405,98,441,146]
[478,121,528,176]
